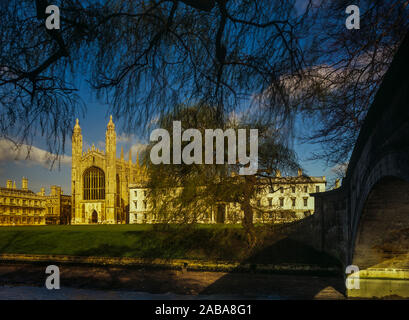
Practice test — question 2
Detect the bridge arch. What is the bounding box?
[352,175,409,269]
[349,151,409,264]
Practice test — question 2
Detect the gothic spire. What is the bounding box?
[73,118,81,134]
[107,115,115,130]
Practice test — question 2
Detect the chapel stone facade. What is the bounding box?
[71,116,146,224]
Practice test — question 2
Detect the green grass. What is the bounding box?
[0,224,248,261]
[0,224,340,267]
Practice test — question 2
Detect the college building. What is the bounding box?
[129,170,326,224]
[0,178,71,226]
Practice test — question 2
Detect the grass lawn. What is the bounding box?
[0,224,340,267]
[0,224,249,261]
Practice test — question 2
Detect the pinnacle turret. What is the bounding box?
[73,118,81,133]
[107,115,115,130]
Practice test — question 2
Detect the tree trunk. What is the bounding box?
[241,176,257,248]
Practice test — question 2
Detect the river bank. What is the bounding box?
[0,225,346,299]
[0,262,346,299]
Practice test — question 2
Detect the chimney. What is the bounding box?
[298,169,303,177]
[22,177,28,191]
[6,180,12,189]
[275,170,281,178]
[50,186,62,196]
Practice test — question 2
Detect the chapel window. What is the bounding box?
[83,166,105,200]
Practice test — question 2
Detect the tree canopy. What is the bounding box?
[0,0,408,168]
[143,104,300,245]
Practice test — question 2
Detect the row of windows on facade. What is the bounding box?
[0,198,44,206]
[278,185,320,194]
[132,210,308,222]
[257,197,310,207]
[132,186,321,198]
[0,216,45,223]
[132,197,310,211]
[0,207,44,214]
[228,197,310,208]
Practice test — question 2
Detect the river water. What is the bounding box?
[0,285,281,300]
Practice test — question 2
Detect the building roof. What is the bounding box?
[0,187,37,195]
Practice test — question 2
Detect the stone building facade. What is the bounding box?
[0,178,71,225]
[71,116,146,224]
[129,170,326,224]
[42,186,72,225]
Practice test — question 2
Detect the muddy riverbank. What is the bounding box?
[0,262,346,299]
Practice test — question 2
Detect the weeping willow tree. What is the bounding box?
[0,0,309,162]
[1,0,406,173]
[143,104,300,247]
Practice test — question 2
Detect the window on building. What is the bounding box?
[134,190,137,197]
[143,190,147,197]
[143,200,147,209]
[279,198,284,207]
[304,186,308,193]
[291,186,295,193]
[291,198,296,207]
[83,166,105,200]
[316,186,320,193]
[280,187,284,194]
[257,199,261,207]
[134,200,138,209]
[268,198,272,208]
[303,198,308,207]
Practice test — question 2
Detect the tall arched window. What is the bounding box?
[83,166,105,200]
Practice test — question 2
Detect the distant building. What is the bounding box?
[43,186,72,225]
[129,169,326,224]
[0,178,71,226]
[71,116,147,224]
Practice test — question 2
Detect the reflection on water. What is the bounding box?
[0,285,281,300]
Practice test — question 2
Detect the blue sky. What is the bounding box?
[0,85,336,195]
[0,0,336,195]
[0,84,147,195]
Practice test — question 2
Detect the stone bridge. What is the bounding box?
[305,33,409,298]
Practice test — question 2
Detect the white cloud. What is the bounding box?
[112,133,148,162]
[0,139,71,168]
[116,132,132,143]
[130,143,147,161]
